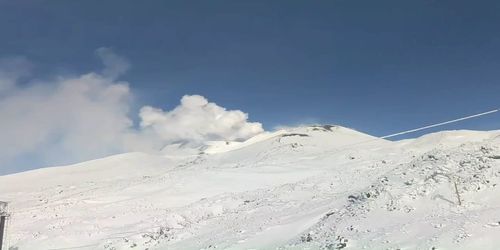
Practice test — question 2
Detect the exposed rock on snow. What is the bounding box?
[0,126,499,250]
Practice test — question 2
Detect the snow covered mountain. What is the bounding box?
[1,125,500,250]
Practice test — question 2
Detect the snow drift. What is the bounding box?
[1,126,500,250]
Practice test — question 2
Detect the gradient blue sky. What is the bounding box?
[1,0,499,138]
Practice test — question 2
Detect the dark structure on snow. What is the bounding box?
[0,201,7,250]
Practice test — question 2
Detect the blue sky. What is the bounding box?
[0,1,500,173]
[2,0,500,135]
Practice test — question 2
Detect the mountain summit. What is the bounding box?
[1,127,500,249]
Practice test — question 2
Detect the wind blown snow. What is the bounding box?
[0,49,263,173]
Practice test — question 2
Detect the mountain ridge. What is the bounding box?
[1,127,499,249]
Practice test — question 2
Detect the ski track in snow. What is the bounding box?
[1,126,500,250]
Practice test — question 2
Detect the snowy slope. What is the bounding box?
[1,125,500,250]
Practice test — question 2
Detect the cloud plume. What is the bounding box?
[0,49,263,174]
[140,95,264,144]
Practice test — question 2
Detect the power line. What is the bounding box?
[320,107,500,155]
[379,108,499,139]
[4,107,500,250]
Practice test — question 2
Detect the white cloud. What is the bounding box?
[0,70,136,171]
[140,95,264,144]
[0,49,264,173]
